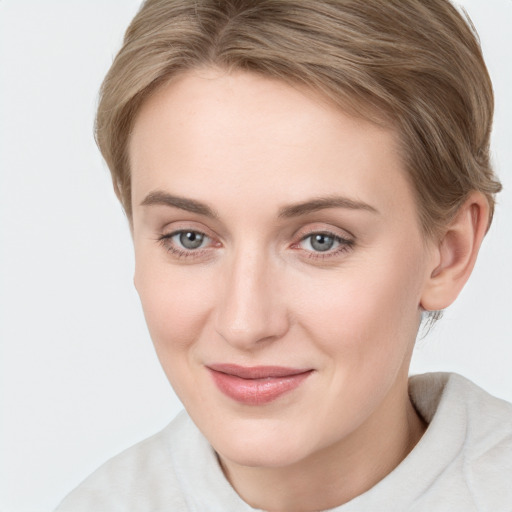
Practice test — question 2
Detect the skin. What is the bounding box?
[128,68,488,511]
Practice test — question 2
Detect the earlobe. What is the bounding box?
[420,192,489,312]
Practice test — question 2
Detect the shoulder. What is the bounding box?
[410,372,512,426]
[56,410,256,512]
[410,373,512,511]
[450,374,512,510]
[55,411,193,512]
[410,372,512,445]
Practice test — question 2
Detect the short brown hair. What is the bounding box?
[96,0,501,236]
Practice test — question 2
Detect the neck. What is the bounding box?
[219,376,427,512]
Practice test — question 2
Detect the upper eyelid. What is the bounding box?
[300,232,347,242]
[294,225,355,242]
[161,229,214,247]
[163,228,209,237]
[165,230,211,240]
[161,223,217,240]
[158,224,355,248]
[160,228,351,241]
[300,230,350,239]
[157,230,215,259]
[295,232,354,251]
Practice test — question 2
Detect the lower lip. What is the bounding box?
[208,369,313,405]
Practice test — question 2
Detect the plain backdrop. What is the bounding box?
[0,1,511,511]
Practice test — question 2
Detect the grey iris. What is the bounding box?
[311,234,335,252]
[180,231,204,249]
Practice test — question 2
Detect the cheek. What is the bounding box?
[134,258,214,353]
[134,260,220,404]
[293,253,424,360]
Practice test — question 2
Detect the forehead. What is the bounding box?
[128,69,417,224]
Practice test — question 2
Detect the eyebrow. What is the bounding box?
[140,190,378,218]
[140,191,218,218]
[278,196,378,218]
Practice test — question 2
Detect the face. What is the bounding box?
[129,69,434,469]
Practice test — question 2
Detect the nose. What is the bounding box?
[214,248,290,350]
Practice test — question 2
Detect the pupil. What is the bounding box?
[311,234,334,252]
[180,231,204,249]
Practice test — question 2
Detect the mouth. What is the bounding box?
[207,364,314,405]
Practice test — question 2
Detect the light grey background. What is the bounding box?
[1,1,511,511]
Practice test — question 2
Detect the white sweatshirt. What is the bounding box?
[55,373,512,511]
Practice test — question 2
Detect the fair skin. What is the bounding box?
[128,68,488,511]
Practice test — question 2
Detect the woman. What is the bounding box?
[56,0,512,510]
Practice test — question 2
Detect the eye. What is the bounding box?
[295,230,354,259]
[158,229,214,257]
[301,233,338,252]
[174,231,208,250]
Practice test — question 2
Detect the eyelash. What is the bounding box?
[157,231,214,260]
[157,229,355,261]
[294,231,354,260]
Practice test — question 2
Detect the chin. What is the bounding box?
[218,444,307,470]
[208,418,315,469]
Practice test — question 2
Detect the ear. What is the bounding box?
[420,192,490,311]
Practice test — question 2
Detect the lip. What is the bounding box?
[207,364,313,405]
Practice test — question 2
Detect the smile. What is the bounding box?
[207,364,314,405]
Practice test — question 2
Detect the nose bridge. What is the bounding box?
[215,242,288,348]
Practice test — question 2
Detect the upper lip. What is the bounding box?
[207,363,312,379]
